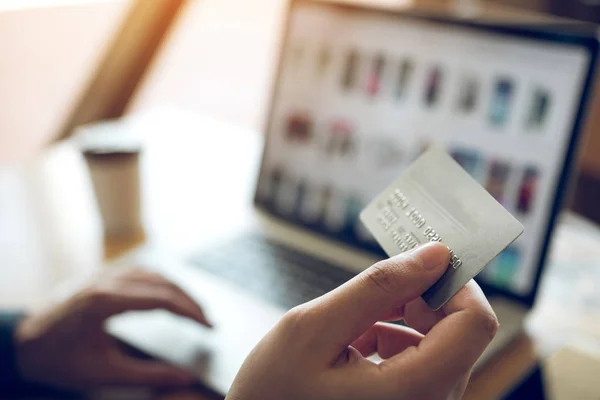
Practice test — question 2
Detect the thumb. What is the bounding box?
[302,242,449,355]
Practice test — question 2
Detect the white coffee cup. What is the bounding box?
[76,120,143,238]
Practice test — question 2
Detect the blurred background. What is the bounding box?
[1,0,599,219]
[1,0,600,399]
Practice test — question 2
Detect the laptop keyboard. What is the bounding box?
[188,234,358,310]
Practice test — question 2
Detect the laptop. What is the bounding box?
[107,0,599,395]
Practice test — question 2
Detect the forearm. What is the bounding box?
[0,311,26,389]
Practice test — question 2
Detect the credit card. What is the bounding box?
[360,147,524,310]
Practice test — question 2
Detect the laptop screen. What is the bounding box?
[255,0,597,305]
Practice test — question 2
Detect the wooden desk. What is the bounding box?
[4,108,600,399]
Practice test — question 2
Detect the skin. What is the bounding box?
[14,268,212,390]
[12,243,498,399]
[226,242,499,400]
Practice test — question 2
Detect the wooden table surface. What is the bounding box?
[3,108,600,399]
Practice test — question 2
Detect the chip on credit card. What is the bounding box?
[360,147,524,310]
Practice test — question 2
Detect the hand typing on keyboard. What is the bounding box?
[226,242,499,400]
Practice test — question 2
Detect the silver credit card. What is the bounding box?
[360,147,524,310]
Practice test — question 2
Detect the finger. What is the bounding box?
[403,296,446,334]
[89,284,212,327]
[451,371,472,400]
[304,242,449,354]
[116,269,213,328]
[109,354,196,387]
[382,281,498,384]
[120,268,174,285]
[351,322,422,359]
[118,270,213,328]
[379,304,406,322]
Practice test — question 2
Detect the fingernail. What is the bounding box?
[411,242,450,271]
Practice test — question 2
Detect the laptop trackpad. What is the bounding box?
[106,259,286,395]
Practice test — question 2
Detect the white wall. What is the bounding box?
[128,0,288,131]
[0,0,131,164]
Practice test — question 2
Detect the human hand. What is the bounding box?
[226,242,498,400]
[14,268,212,390]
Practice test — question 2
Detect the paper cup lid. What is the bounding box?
[75,120,142,155]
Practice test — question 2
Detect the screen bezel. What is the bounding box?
[254,0,599,308]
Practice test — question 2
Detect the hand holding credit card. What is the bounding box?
[360,147,524,310]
